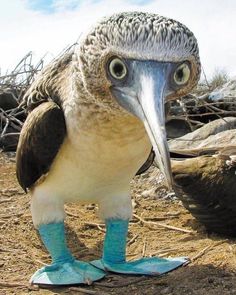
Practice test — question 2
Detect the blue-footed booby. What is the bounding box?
[16,12,200,285]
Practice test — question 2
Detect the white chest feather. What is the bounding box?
[33,104,151,203]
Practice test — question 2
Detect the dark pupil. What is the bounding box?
[113,63,124,77]
[176,69,184,81]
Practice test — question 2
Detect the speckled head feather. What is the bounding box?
[22,11,200,114]
[78,12,200,99]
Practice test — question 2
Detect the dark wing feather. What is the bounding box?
[16,51,73,191]
[16,102,66,192]
[172,151,236,237]
[136,149,155,175]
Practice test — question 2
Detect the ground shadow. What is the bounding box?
[65,223,104,261]
[37,263,236,295]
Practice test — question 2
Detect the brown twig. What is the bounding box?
[127,234,139,246]
[190,240,228,262]
[0,52,45,151]
[0,281,38,290]
[190,245,212,262]
[142,237,147,257]
[149,247,181,257]
[83,222,106,232]
[133,213,194,234]
[201,66,211,89]
[34,259,49,266]
[66,211,80,218]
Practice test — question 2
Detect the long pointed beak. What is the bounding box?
[112,61,173,189]
[138,65,173,188]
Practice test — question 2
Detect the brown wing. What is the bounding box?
[16,50,74,191]
[16,102,66,192]
[172,152,236,236]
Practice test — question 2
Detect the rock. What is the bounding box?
[209,79,236,102]
[169,117,236,154]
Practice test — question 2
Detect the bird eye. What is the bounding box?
[108,57,127,80]
[173,63,191,86]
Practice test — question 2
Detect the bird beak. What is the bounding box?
[112,61,173,188]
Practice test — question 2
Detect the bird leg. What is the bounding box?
[30,222,105,285]
[103,219,128,264]
[91,219,188,275]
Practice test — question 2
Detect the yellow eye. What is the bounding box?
[108,57,127,80]
[173,63,191,86]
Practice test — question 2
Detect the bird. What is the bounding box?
[16,12,200,285]
[170,117,236,237]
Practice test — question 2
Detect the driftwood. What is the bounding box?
[166,81,236,138]
[0,52,44,151]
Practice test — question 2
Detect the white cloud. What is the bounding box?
[0,0,236,78]
[51,0,80,11]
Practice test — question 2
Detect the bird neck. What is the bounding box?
[64,97,148,143]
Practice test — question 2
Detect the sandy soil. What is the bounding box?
[1,151,236,295]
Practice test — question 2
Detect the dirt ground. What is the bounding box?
[1,151,236,295]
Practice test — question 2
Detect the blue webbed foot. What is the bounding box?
[91,256,189,275]
[30,260,105,285]
[33,222,105,285]
[92,219,188,276]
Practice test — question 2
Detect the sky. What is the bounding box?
[0,0,236,78]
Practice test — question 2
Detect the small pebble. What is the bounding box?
[160,287,172,294]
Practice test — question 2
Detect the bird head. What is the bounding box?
[77,12,201,188]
